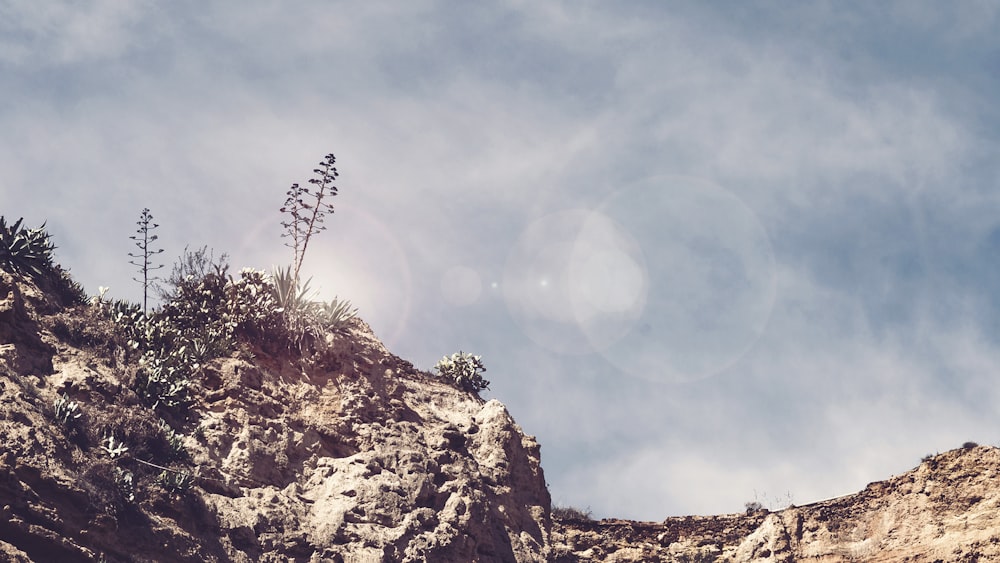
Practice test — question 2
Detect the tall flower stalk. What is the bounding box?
[280,153,338,283]
[128,208,165,313]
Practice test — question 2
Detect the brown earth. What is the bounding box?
[3,269,1000,562]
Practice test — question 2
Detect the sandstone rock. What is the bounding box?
[552,446,1000,562]
[0,274,550,562]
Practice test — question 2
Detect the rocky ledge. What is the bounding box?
[552,445,1000,562]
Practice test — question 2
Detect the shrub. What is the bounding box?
[101,434,129,460]
[157,469,195,495]
[50,266,88,306]
[434,351,490,394]
[962,441,978,449]
[158,419,188,462]
[109,266,287,411]
[134,347,195,411]
[318,296,357,335]
[551,505,593,521]
[156,245,229,302]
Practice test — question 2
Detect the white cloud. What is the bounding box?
[3,0,1000,521]
[0,0,154,65]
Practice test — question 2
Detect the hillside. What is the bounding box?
[0,269,549,562]
[3,256,1000,562]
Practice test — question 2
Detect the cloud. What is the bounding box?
[0,0,153,66]
[4,0,1000,521]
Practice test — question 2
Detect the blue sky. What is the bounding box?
[4,1,1000,519]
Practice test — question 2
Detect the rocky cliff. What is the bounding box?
[551,444,1000,562]
[4,268,1000,563]
[0,271,550,562]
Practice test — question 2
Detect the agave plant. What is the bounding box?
[319,296,357,334]
[270,265,357,349]
[270,265,317,315]
[0,216,56,280]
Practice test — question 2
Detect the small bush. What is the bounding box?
[50,266,88,306]
[156,245,229,302]
[962,441,978,450]
[0,216,87,306]
[434,351,490,394]
[744,500,767,515]
[157,419,188,462]
[134,348,194,411]
[551,505,593,521]
[107,266,289,413]
[157,469,195,495]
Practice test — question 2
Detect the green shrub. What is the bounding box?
[551,505,593,521]
[318,296,357,335]
[107,266,286,411]
[157,419,188,462]
[434,351,490,394]
[51,266,88,306]
[157,469,194,495]
[134,347,195,410]
[156,245,229,302]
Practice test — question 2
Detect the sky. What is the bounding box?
[4,0,1000,520]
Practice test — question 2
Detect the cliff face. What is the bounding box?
[551,445,1000,562]
[0,272,550,562]
[6,269,1000,563]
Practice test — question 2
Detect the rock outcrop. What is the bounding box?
[551,444,1000,562]
[0,271,550,562]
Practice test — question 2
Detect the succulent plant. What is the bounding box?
[54,393,83,426]
[157,469,195,494]
[0,216,56,280]
[102,433,129,460]
[434,351,490,394]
